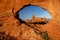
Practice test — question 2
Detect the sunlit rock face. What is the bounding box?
[31,14,47,22]
[25,14,48,25]
[0,0,60,40]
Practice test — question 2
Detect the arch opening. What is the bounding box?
[17,4,52,25]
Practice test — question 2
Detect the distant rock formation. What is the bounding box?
[32,14,35,20]
[25,14,48,24]
[31,14,47,23]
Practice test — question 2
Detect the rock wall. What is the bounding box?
[0,0,60,40]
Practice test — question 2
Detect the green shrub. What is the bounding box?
[39,31,49,40]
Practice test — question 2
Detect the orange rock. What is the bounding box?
[0,0,60,40]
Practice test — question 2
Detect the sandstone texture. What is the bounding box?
[0,0,60,40]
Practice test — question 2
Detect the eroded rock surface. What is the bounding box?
[0,0,60,40]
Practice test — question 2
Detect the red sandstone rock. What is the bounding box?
[31,14,47,22]
[0,0,60,40]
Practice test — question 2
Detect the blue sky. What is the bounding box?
[19,5,52,20]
